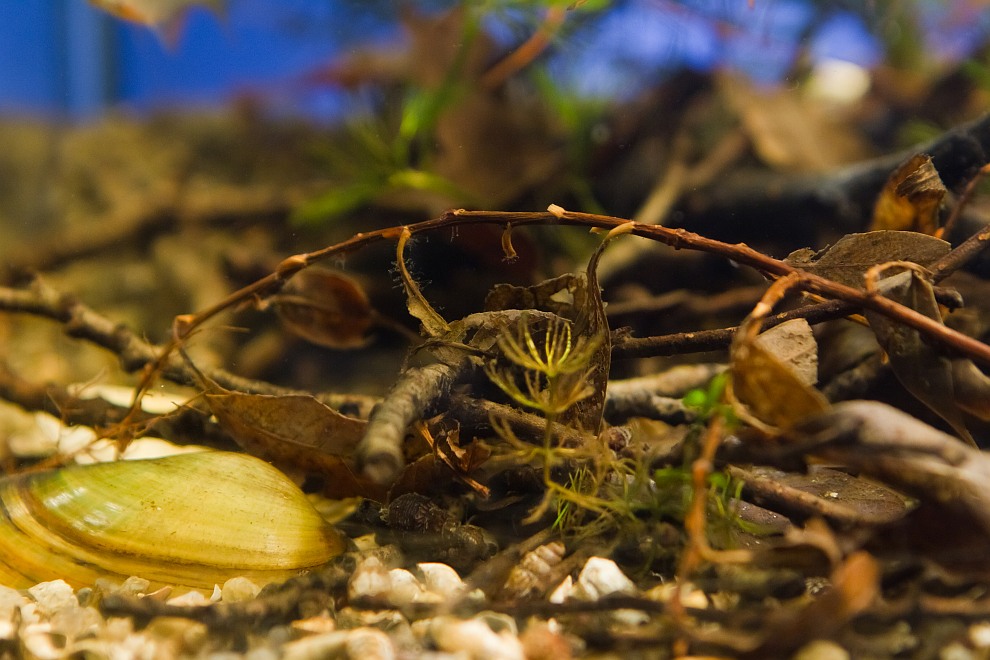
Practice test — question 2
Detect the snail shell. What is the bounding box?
[0,451,346,590]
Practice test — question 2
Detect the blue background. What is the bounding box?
[0,1,985,122]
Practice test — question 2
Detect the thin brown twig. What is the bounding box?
[545,206,990,365]
[670,414,750,655]
[930,213,990,281]
[130,205,990,431]
[5,201,989,446]
[940,161,990,239]
[611,299,852,359]
[164,204,990,366]
[0,278,377,415]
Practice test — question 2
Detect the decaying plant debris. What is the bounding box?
[3,6,990,658]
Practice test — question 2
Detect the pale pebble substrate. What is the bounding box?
[0,560,572,660]
[4,557,981,659]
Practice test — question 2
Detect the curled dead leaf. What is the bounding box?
[864,263,976,446]
[784,230,950,290]
[273,268,374,349]
[730,280,829,433]
[206,392,385,499]
[870,154,946,234]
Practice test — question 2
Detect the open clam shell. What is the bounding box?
[0,451,345,590]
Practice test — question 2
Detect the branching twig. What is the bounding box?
[612,299,853,359]
[100,553,358,631]
[357,362,465,485]
[4,197,989,473]
[0,362,233,450]
[545,206,990,366]
[680,111,990,239]
[0,278,377,415]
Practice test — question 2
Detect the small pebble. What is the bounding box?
[21,629,64,660]
[166,590,211,607]
[118,576,152,597]
[291,615,336,636]
[940,642,975,660]
[574,557,636,600]
[520,620,572,660]
[549,576,573,603]
[970,622,990,648]
[222,577,261,603]
[145,616,209,655]
[345,627,395,660]
[430,616,525,660]
[49,605,102,641]
[387,569,431,607]
[245,647,280,660]
[792,639,850,660]
[417,563,465,599]
[348,556,392,604]
[28,580,77,616]
[282,630,348,660]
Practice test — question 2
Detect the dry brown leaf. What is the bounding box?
[753,318,818,386]
[480,224,625,434]
[952,360,990,421]
[730,338,830,432]
[418,419,490,496]
[775,466,910,524]
[396,227,451,338]
[869,153,946,234]
[206,392,385,499]
[784,230,950,289]
[273,268,374,349]
[388,454,448,500]
[730,281,829,433]
[864,265,975,446]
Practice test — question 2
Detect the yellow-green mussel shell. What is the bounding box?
[0,451,345,591]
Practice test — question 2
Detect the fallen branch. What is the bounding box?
[0,277,377,417]
[680,111,990,241]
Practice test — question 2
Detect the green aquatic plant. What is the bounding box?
[484,313,602,417]
[485,318,747,557]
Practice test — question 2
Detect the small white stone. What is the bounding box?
[0,585,25,629]
[21,630,63,660]
[970,622,990,648]
[793,639,851,660]
[348,557,392,603]
[939,642,975,660]
[430,616,525,660]
[0,586,23,607]
[27,580,76,616]
[417,563,464,599]
[244,648,280,660]
[167,590,211,607]
[49,604,102,641]
[575,557,636,600]
[222,577,261,603]
[386,569,429,607]
[291,615,336,636]
[118,576,152,596]
[282,631,348,660]
[121,437,207,460]
[548,576,573,604]
[345,627,396,660]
